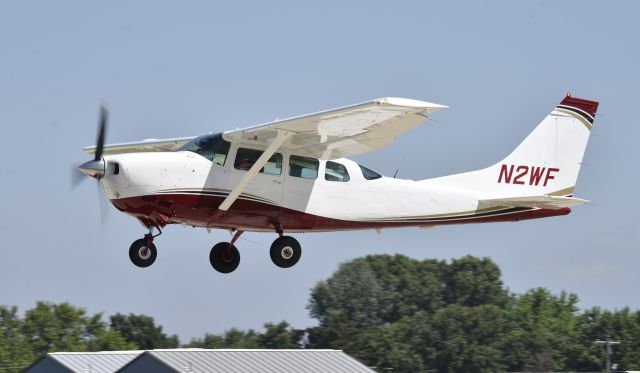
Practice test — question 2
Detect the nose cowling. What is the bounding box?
[78,158,105,178]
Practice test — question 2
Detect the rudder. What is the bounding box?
[428,94,599,198]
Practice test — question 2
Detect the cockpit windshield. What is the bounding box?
[177,133,230,166]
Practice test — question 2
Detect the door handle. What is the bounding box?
[272,180,282,184]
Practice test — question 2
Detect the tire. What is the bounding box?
[270,236,301,268]
[129,239,157,268]
[209,242,240,273]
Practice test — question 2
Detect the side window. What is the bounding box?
[325,161,350,182]
[212,151,228,167]
[359,164,382,180]
[234,148,282,175]
[289,155,319,179]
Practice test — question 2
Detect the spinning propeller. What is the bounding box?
[78,105,108,179]
[73,105,110,221]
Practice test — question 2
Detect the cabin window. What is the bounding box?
[359,164,382,180]
[234,148,282,175]
[178,133,230,166]
[289,155,319,179]
[325,161,350,182]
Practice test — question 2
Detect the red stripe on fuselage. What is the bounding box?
[110,194,571,232]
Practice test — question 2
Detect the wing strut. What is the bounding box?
[218,130,292,212]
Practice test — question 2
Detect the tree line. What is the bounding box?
[1,255,639,372]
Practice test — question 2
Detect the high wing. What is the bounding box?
[83,97,446,158]
[482,196,589,210]
[222,97,447,159]
[83,136,194,155]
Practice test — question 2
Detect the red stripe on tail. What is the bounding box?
[560,94,599,117]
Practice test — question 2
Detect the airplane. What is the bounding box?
[76,94,598,274]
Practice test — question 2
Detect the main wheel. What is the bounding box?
[129,239,157,268]
[209,242,240,273]
[270,236,301,268]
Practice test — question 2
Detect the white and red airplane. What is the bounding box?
[77,94,598,273]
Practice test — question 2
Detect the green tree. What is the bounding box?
[220,328,260,348]
[21,302,90,354]
[358,305,506,373]
[362,254,446,321]
[357,313,430,372]
[186,322,302,349]
[183,333,226,349]
[0,306,34,373]
[2,255,639,373]
[500,288,581,371]
[186,328,259,348]
[443,255,509,307]
[307,254,512,372]
[309,258,385,328]
[110,313,179,349]
[16,301,133,363]
[428,304,505,373]
[84,314,137,351]
[258,321,302,349]
[575,307,640,371]
[307,311,364,352]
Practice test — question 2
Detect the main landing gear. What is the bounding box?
[270,236,302,268]
[208,231,302,274]
[127,227,302,274]
[209,230,243,274]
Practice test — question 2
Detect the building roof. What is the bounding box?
[128,349,374,373]
[38,351,143,373]
[26,349,374,373]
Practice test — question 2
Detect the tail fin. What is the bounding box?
[430,94,599,198]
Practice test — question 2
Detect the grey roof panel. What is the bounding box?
[145,349,374,373]
[47,351,143,373]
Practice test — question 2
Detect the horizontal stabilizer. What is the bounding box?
[482,196,589,210]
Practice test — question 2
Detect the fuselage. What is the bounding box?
[76,95,597,273]
[101,141,568,233]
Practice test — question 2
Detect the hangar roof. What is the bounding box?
[26,349,374,373]
[28,351,143,373]
[135,349,374,372]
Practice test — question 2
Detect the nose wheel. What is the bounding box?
[270,236,301,268]
[129,238,157,268]
[129,228,160,268]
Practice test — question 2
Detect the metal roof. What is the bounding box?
[140,349,374,373]
[45,351,143,373]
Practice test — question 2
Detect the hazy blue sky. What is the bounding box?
[1,1,638,342]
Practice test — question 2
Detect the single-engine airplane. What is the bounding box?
[76,94,598,273]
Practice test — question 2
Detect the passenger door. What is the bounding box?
[282,155,319,211]
[225,145,284,206]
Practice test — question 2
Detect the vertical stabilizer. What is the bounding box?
[427,94,599,198]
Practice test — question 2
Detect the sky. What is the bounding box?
[0,1,638,342]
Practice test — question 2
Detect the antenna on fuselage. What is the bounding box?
[393,169,399,178]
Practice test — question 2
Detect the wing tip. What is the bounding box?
[376,97,448,111]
